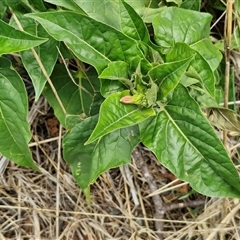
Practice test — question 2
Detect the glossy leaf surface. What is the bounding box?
[63,115,140,189]
[153,7,212,48]
[140,85,240,198]
[99,61,129,80]
[148,57,194,99]
[26,11,146,73]
[74,0,149,42]
[0,57,38,170]
[0,19,46,55]
[86,91,155,144]
[20,21,59,100]
[43,65,101,127]
[180,0,201,11]
[44,0,86,12]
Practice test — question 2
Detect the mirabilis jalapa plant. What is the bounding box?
[1,0,240,199]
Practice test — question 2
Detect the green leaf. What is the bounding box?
[63,116,97,189]
[0,57,39,171]
[63,115,140,189]
[0,1,7,19]
[19,18,59,100]
[126,0,145,8]
[43,65,99,126]
[9,13,59,100]
[73,0,149,41]
[74,0,121,29]
[190,53,216,97]
[145,79,158,107]
[100,79,126,98]
[166,41,221,97]
[86,91,155,144]
[91,125,140,182]
[26,11,147,74]
[152,7,212,48]
[20,0,47,12]
[120,0,150,42]
[0,19,47,55]
[148,57,194,99]
[140,84,240,198]
[180,0,201,11]
[166,42,196,62]
[166,0,182,6]
[99,61,129,80]
[190,39,222,72]
[44,0,86,13]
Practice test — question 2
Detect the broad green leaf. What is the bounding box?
[74,0,149,41]
[99,61,129,80]
[19,20,59,100]
[65,114,85,130]
[100,79,126,98]
[166,0,182,6]
[74,0,121,29]
[152,7,212,48]
[0,57,39,171]
[26,11,147,74]
[0,1,7,19]
[140,84,240,198]
[148,57,194,99]
[29,0,47,11]
[63,115,140,189]
[20,0,46,11]
[86,91,155,144]
[181,74,199,87]
[99,61,133,92]
[137,7,165,24]
[63,115,97,189]
[43,65,99,126]
[180,0,201,11]
[191,53,216,97]
[3,0,24,11]
[120,0,150,42]
[0,19,47,55]
[44,0,86,13]
[126,0,145,8]
[190,39,222,72]
[91,125,140,183]
[9,13,59,100]
[166,42,221,97]
[166,42,196,62]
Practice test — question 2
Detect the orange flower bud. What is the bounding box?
[120,96,135,104]
[120,93,145,105]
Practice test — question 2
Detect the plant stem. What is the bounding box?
[10,9,67,115]
[223,0,233,147]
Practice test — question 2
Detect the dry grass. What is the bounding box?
[0,95,240,240]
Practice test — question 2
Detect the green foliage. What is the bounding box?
[0,57,39,171]
[1,0,240,198]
